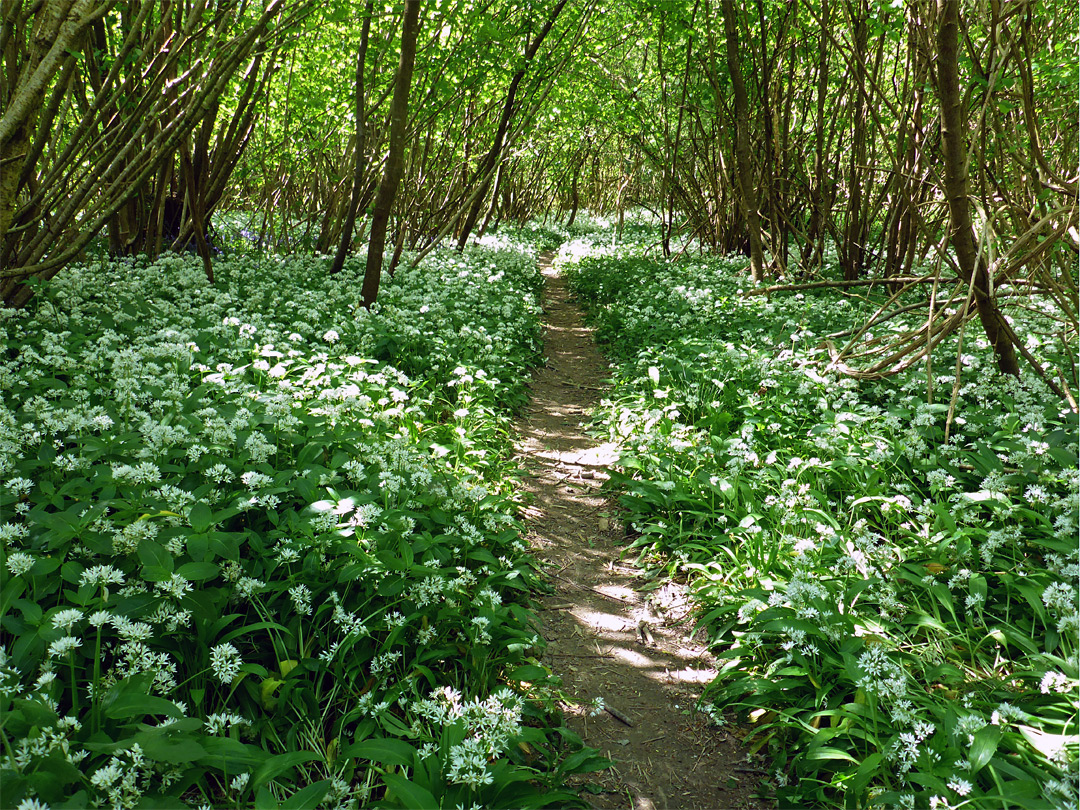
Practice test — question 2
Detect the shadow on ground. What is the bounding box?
[514,253,774,810]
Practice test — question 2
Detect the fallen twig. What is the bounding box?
[547,652,613,659]
[551,573,636,604]
[605,706,635,727]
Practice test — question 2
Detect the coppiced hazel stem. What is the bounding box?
[360,0,421,308]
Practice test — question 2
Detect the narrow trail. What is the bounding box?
[514,252,770,810]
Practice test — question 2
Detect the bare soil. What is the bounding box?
[514,252,774,810]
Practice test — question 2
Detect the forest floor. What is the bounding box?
[514,252,773,810]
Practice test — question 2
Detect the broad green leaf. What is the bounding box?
[281,780,332,810]
[343,738,417,768]
[508,663,549,681]
[189,503,214,533]
[969,724,1001,773]
[382,772,438,810]
[105,693,186,719]
[252,751,323,791]
[135,732,206,763]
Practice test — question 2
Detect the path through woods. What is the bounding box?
[514,253,772,810]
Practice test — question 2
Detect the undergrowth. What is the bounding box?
[560,234,1078,810]
[0,235,607,809]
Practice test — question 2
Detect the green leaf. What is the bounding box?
[280,780,332,810]
[803,746,858,763]
[199,737,271,771]
[1018,725,1080,762]
[969,724,1000,773]
[189,503,214,533]
[135,732,206,763]
[254,787,280,810]
[105,693,187,720]
[13,697,59,727]
[176,561,220,581]
[252,752,323,791]
[138,540,174,577]
[508,663,549,681]
[845,752,882,808]
[557,747,611,776]
[382,772,438,810]
[342,738,417,768]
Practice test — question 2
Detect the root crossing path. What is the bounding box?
[514,252,770,810]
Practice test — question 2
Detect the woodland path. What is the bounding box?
[513,252,771,810]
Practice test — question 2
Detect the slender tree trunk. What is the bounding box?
[361,0,421,307]
[330,0,373,276]
[808,4,832,269]
[455,0,569,250]
[935,0,1019,376]
[564,151,586,228]
[720,0,765,282]
[478,159,506,236]
[181,142,214,282]
[841,0,869,281]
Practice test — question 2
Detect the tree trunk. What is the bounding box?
[720,0,765,282]
[361,0,421,308]
[564,151,586,229]
[935,0,1019,376]
[330,0,373,276]
[455,0,569,251]
[841,0,869,281]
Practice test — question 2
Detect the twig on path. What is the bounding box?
[548,652,613,659]
[605,706,635,727]
[560,382,605,390]
[551,573,636,605]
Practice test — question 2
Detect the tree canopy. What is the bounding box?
[2,0,1077,386]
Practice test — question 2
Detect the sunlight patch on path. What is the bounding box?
[511,251,771,810]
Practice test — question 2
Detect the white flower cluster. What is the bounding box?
[412,685,525,789]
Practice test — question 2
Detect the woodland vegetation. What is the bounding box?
[1,0,1077,808]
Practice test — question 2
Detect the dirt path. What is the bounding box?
[514,252,771,810]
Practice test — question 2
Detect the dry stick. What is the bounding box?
[823,318,959,382]
[605,706,635,727]
[551,573,635,605]
[835,268,942,360]
[836,273,974,375]
[825,300,941,340]
[548,652,613,659]
[1056,368,1078,412]
[743,275,944,296]
[861,308,967,376]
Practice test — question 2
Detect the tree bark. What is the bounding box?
[330,0,374,276]
[841,0,869,281]
[720,0,765,282]
[361,0,421,308]
[935,0,1019,376]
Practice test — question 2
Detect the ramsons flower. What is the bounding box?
[79,565,125,589]
[47,636,82,658]
[209,642,243,683]
[6,551,34,576]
